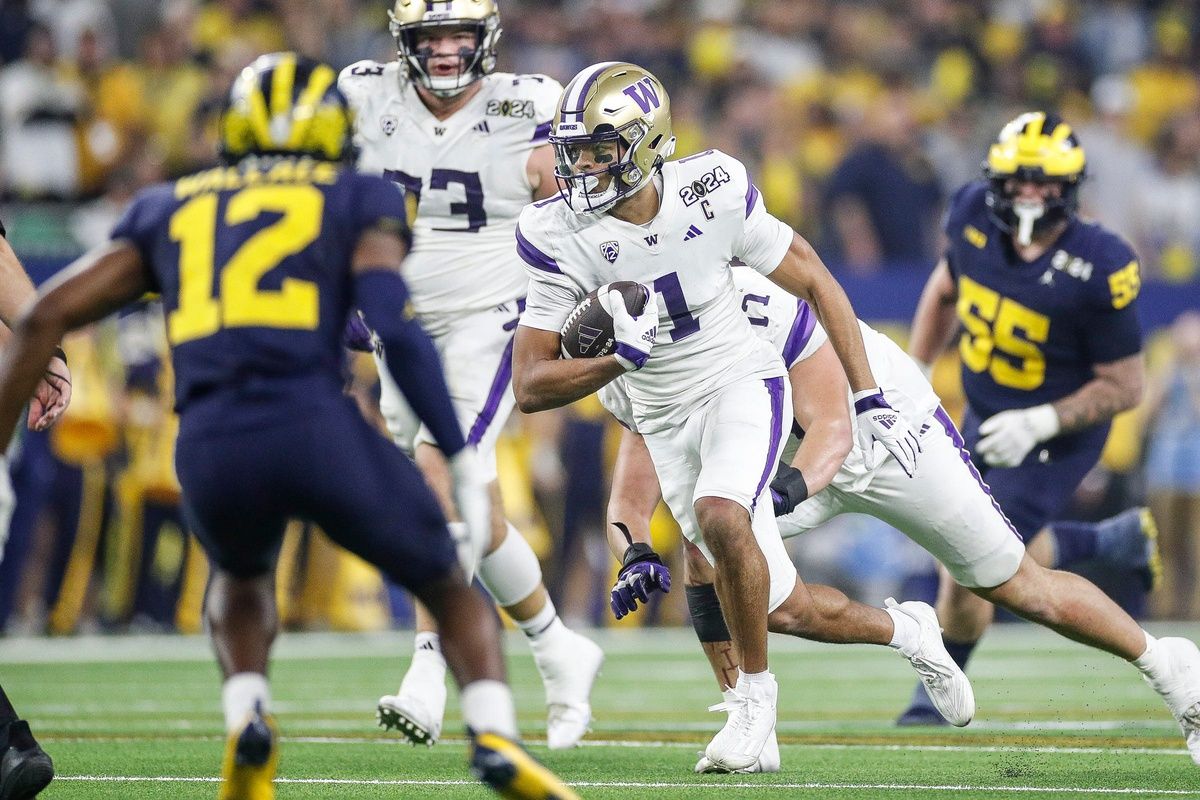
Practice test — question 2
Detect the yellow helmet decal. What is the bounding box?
[986,111,1085,179]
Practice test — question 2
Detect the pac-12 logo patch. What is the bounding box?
[380,115,398,135]
[600,241,620,263]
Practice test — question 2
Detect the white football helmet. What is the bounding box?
[388,0,501,98]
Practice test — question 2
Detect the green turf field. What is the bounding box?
[5,624,1200,799]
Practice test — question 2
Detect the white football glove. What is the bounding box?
[976,404,1060,468]
[604,284,659,372]
[852,388,921,477]
[447,446,491,581]
[0,456,13,563]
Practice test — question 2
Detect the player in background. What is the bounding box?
[513,61,926,772]
[0,54,579,800]
[337,0,603,750]
[604,267,1200,771]
[898,111,1162,726]
[0,224,70,800]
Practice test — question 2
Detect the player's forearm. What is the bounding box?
[910,280,958,368]
[0,237,37,330]
[1052,372,1143,435]
[789,417,852,497]
[513,356,625,413]
[0,305,67,444]
[606,430,661,560]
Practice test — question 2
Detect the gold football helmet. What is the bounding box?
[219,52,353,163]
[550,62,676,214]
[984,111,1086,244]
[388,0,501,97]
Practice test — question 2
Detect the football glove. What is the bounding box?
[606,284,658,372]
[610,542,671,619]
[770,463,808,517]
[853,388,921,477]
[976,404,1060,468]
[447,447,491,581]
[342,310,380,354]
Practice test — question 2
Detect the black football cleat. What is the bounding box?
[0,721,54,800]
[470,731,581,800]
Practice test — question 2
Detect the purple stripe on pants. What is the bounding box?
[467,334,516,447]
[752,376,786,513]
[934,406,1023,542]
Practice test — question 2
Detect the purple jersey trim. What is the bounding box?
[752,376,786,513]
[745,181,760,218]
[934,407,1023,542]
[782,300,817,366]
[531,121,551,142]
[515,224,562,273]
[467,333,516,446]
[677,149,715,164]
[533,193,565,209]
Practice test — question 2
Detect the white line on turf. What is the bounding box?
[52,776,1200,794]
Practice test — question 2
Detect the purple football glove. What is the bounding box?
[610,542,671,619]
[343,310,379,354]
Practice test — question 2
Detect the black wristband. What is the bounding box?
[621,541,663,568]
[770,463,808,508]
[51,346,67,366]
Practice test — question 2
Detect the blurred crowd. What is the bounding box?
[1,0,1199,634]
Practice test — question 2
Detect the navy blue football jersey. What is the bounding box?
[111,158,408,418]
[944,182,1142,426]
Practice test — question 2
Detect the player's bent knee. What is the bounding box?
[683,541,715,586]
[694,496,751,550]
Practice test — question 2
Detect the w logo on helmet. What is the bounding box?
[622,77,661,114]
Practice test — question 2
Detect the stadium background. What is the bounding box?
[1,0,1198,637]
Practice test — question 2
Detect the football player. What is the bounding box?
[513,61,926,772]
[337,0,603,750]
[898,111,1162,725]
[0,222,69,800]
[0,54,579,800]
[604,267,1200,772]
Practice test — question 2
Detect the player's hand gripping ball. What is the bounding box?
[559,281,657,370]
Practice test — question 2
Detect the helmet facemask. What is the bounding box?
[552,120,670,214]
[389,14,500,98]
[985,170,1081,247]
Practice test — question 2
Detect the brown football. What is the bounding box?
[559,281,649,359]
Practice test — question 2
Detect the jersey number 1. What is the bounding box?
[168,185,323,345]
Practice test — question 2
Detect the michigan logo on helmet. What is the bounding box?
[984,111,1086,246]
[220,52,354,163]
[550,62,676,215]
[389,0,501,98]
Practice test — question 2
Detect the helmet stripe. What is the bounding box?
[286,64,336,148]
[560,61,619,121]
[269,53,298,139]
[245,81,273,148]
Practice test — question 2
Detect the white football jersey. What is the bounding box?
[518,149,792,434]
[601,267,941,488]
[338,62,562,319]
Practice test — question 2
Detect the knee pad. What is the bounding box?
[686,583,731,643]
[477,524,542,607]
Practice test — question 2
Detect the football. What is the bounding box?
[559,281,650,359]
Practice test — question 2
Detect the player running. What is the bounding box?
[513,61,927,772]
[337,0,602,749]
[0,53,579,800]
[898,111,1162,725]
[603,267,1200,772]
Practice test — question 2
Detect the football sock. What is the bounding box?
[478,524,543,608]
[738,669,773,686]
[222,673,270,734]
[414,630,442,655]
[460,680,518,739]
[518,601,560,640]
[402,632,448,691]
[884,605,922,657]
[1133,631,1164,676]
[1049,520,1099,569]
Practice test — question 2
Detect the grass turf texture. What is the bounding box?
[6,625,1200,799]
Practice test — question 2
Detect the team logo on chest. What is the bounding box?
[600,241,620,263]
[380,115,397,136]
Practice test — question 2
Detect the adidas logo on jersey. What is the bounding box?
[683,225,704,241]
[473,120,491,135]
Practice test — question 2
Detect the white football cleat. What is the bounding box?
[886,598,975,727]
[702,673,777,772]
[695,699,780,774]
[1142,637,1200,765]
[533,629,604,749]
[377,647,447,746]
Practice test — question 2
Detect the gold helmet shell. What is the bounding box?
[983,111,1086,240]
[388,0,501,98]
[550,62,676,214]
[220,52,353,163]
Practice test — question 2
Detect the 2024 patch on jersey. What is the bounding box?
[516,149,792,434]
[338,63,561,318]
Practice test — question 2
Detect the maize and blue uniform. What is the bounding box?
[109,159,458,582]
[944,181,1143,538]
